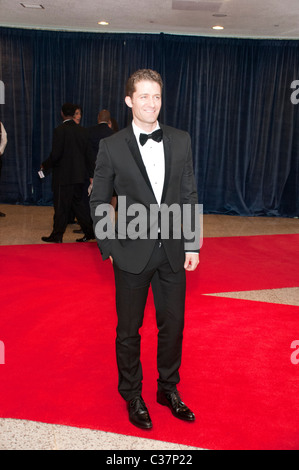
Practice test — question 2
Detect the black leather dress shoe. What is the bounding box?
[157,390,195,422]
[41,235,62,243]
[127,396,153,430]
[0,211,6,217]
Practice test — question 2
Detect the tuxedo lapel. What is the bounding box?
[125,126,156,198]
[161,126,171,204]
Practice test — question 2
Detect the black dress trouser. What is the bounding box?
[52,182,93,240]
[113,240,186,401]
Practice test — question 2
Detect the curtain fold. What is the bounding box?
[0,28,298,216]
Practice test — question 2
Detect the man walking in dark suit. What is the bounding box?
[41,103,95,243]
[90,70,200,429]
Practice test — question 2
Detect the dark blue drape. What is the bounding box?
[0,27,298,216]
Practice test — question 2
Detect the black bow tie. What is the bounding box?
[139,128,163,146]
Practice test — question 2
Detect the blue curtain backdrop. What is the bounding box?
[0,27,298,216]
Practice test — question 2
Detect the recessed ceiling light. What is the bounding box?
[20,3,44,8]
[98,21,109,26]
[212,25,224,30]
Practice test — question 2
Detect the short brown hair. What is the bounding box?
[125,69,163,98]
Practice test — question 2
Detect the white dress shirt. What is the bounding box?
[132,121,165,206]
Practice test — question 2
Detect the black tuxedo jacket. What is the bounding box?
[90,123,199,274]
[88,123,115,162]
[42,120,94,186]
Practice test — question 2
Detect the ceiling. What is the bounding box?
[1,0,299,39]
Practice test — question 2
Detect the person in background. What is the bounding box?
[110,117,119,133]
[69,104,85,226]
[0,121,8,217]
[88,109,117,209]
[41,103,94,243]
[88,109,115,164]
[73,105,82,125]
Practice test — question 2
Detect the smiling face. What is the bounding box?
[125,80,162,133]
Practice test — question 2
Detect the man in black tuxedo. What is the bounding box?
[41,103,95,243]
[88,109,115,164]
[88,109,117,210]
[90,70,200,429]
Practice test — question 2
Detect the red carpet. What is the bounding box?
[0,234,298,450]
